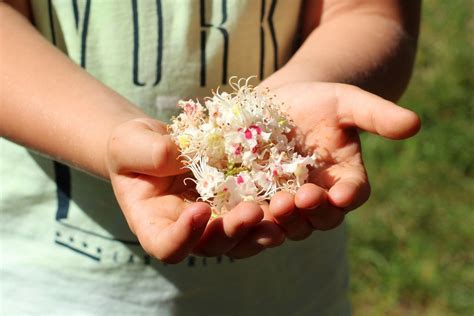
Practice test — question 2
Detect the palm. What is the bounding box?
[106,119,211,262]
[259,80,421,234]
[113,172,191,230]
[113,170,284,261]
[107,86,420,259]
[108,118,283,262]
[274,82,368,210]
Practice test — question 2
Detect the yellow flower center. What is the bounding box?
[178,135,191,148]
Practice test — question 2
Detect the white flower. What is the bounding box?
[204,131,226,167]
[168,77,319,215]
[186,157,225,200]
[282,154,317,186]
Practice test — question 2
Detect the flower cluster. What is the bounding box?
[169,77,317,215]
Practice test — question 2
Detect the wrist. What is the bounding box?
[261,61,327,91]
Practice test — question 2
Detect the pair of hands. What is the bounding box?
[106,82,420,263]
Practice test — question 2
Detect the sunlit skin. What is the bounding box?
[106,83,420,262]
[106,118,286,262]
[1,1,420,263]
[263,82,420,240]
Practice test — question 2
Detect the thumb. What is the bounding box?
[108,119,186,177]
[335,84,421,139]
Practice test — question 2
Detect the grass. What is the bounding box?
[347,1,474,315]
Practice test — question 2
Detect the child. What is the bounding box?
[0,0,420,314]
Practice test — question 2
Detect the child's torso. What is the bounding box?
[0,1,350,315]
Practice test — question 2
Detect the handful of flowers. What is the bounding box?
[169,78,317,216]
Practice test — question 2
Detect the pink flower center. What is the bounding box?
[184,103,195,114]
[237,175,244,184]
[249,125,262,135]
[234,145,242,155]
[244,129,253,139]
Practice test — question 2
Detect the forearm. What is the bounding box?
[263,0,421,101]
[0,3,147,179]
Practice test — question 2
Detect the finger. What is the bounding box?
[294,183,326,210]
[109,119,185,177]
[328,178,371,212]
[255,203,286,248]
[295,183,338,229]
[193,202,264,257]
[316,159,371,213]
[269,191,313,241]
[295,185,343,230]
[335,84,421,139]
[306,202,345,231]
[226,221,285,259]
[139,201,211,264]
[226,203,285,259]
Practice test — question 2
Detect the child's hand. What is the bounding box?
[263,82,421,239]
[106,118,284,263]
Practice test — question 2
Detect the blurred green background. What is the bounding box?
[347,1,474,315]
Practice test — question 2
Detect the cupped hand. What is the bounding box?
[106,118,284,263]
[262,82,421,238]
